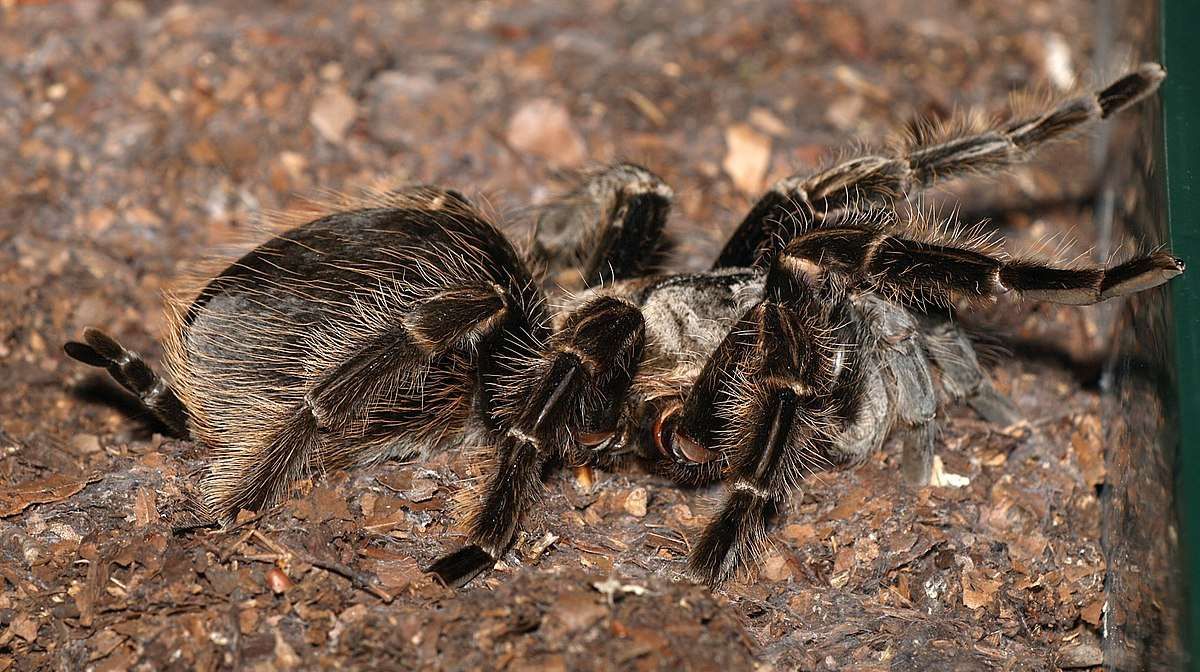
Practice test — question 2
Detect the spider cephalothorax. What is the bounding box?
[66,63,1183,588]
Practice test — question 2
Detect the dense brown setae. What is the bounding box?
[66,64,1183,589]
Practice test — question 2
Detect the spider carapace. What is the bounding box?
[66,64,1183,588]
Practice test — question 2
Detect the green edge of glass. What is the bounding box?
[1162,0,1200,667]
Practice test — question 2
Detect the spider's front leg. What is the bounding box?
[677,214,1184,586]
[714,63,1166,267]
[781,222,1184,308]
[428,296,646,587]
[674,260,868,587]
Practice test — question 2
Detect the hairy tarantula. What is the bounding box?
[66,64,1183,589]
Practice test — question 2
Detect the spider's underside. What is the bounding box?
[65,63,1184,589]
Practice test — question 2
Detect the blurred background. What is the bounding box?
[0,1,1185,670]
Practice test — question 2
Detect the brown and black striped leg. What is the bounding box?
[714,64,1167,268]
[676,261,866,587]
[777,224,1184,308]
[533,163,673,289]
[428,296,646,588]
[206,284,514,520]
[309,284,510,426]
[64,328,190,438]
[679,214,1183,586]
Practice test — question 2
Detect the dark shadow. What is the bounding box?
[1003,338,1105,388]
[68,374,180,439]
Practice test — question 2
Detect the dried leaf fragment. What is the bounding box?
[507,98,586,167]
[722,123,771,195]
[8,614,38,643]
[0,473,93,517]
[930,455,970,488]
[961,570,1001,610]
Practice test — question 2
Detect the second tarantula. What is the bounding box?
[66,64,1183,588]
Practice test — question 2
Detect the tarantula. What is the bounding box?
[65,63,1183,589]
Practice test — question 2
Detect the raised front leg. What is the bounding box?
[777,222,1183,308]
[714,64,1166,268]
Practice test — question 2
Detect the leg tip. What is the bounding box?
[1099,252,1185,300]
[426,544,496,589]
[64,341,108,367]
[1136,62,1167,85]
[1167,254,1186,275]
[685,489,773,589]
[81,327,125,360]
[1100,64,1167,118]
[686,550,731,590]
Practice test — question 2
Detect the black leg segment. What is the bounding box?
[532,163,673,288]
[64,327,190,438]
[428,296,647,586]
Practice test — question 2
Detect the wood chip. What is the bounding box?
[623,487,648,517]
[309,86,357,144]
[0,474,94,517]
[506,98,586,166]
[722,123,771,195]
[266,566,292,594]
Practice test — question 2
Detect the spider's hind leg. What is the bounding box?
[64,327,190,438]
[532,163,673,289]
[207,283,511,521]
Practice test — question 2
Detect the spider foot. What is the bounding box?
[65,327,190,438]
[688,489,777,588]
[426,544,496,589]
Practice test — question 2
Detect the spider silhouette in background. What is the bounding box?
[66,63,1182,588]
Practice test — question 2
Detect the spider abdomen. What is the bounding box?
[165,196,547,519]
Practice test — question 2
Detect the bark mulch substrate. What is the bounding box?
[1,1,1141,669]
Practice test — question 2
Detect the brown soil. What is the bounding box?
[0,1,1145,669]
